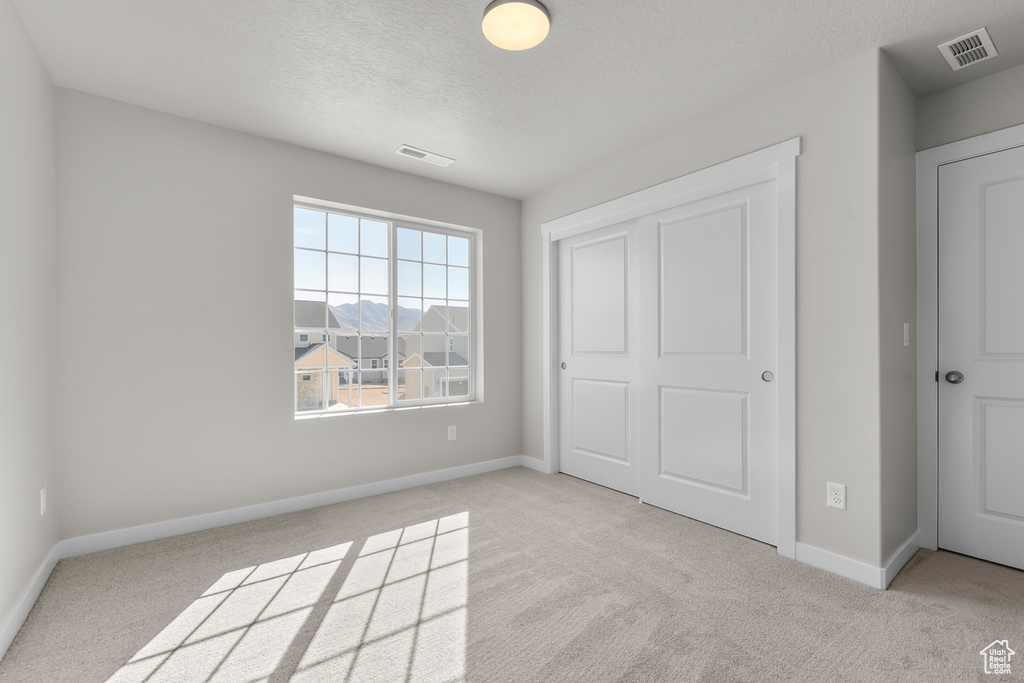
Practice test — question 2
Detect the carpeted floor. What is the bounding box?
[1,467,1021,682]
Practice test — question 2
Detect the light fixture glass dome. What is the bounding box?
[482,0,550,51]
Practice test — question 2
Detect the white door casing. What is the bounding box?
[936,144,1024,570]
[541,138,798,557]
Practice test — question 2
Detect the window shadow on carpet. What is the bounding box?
[105,512,469,683]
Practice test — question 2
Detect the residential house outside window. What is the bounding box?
[294,203,475,414]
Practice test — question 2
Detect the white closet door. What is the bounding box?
[636,179,779,545]
[938,144,1024,570]
[558,221,640,495]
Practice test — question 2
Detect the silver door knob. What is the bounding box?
[945,371,964,384]
[561,362,567,370]
[761,371,774,382]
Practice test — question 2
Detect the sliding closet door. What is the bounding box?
[557,221,640,496]
[636,179,779,544]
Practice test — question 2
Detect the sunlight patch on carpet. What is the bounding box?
[105,512,468,683]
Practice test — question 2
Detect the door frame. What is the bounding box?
[540,138,800,559]
[916,121,1024,551]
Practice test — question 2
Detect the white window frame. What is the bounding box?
[294,199,478,416]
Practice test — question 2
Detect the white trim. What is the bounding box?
[60,456,524,558]
[916,121,1024,552]
[796,531,920,590]
[540,138,800,557]
[519,455,549,473]
[0,543,60,662]
[882,531,922,589]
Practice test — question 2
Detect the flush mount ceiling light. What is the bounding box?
[482,0,550,51]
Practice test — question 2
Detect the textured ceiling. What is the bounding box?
[12,0,1024,198]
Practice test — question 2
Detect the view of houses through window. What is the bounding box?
[294,204,473,414]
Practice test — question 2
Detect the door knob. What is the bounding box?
[945,370,965,384]
[761,371,774,382]
[561,362,567,370]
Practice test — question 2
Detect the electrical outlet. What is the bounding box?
[40,487,47,516]
[827,482,846,510]
[903,323,910,347]
[448,425,457,441]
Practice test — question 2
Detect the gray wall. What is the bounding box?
[0,0,58,633]
[522,50,915,567]
[56,90,522,538]
[917,61,1024,152]
[877,55,919,564]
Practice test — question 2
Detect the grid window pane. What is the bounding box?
[336,369,358,409]
[294,208,326,250]
[423,264,446,299]
[328,253,358,292]
[448,367,470,397]
[397,228,421,261]
[359,296,388,335]
[446,302,469,333]
[448,236,469,267]
[295,249,326,290]
[449,335,470,366]
[398,261,421,297]
[422,368,446,399]
[360,257,388,295]
[423,232,446,264]
[328,214,358,253]
[448,267,469,300]
[361,220,388,258]
[327,293,358,333]
[397,297,421,332]
[295,299,327,329]
[399,333,420,368]
[421,300,446,332]
[296,372,325,412]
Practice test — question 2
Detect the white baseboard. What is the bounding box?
[518,455,549,473]
[796,530,920,589]
[882,530,921,588]
[0,543,60,663]
[61,455,526,558]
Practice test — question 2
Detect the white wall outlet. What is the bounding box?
[40,487,47,516]
[448,425,457,441]
[827,482,846,510]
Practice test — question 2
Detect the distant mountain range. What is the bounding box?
[331,301,421,334]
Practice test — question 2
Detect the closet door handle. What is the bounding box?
[945,370,964,384]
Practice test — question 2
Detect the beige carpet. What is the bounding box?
[1,467,1022,682]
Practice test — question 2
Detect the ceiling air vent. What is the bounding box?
[938,27,997,71]
[395,144,455,167]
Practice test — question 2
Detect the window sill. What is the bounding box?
[294,398,478,420]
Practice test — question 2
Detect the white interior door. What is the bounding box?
[938,144,1024,570]
[637,179,779,545]
[558,221,640,495]
[557,180,780,545]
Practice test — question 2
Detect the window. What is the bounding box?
[299,333,308,342]
[294,203,475,415]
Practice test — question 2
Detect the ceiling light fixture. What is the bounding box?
[482,0,550,51]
